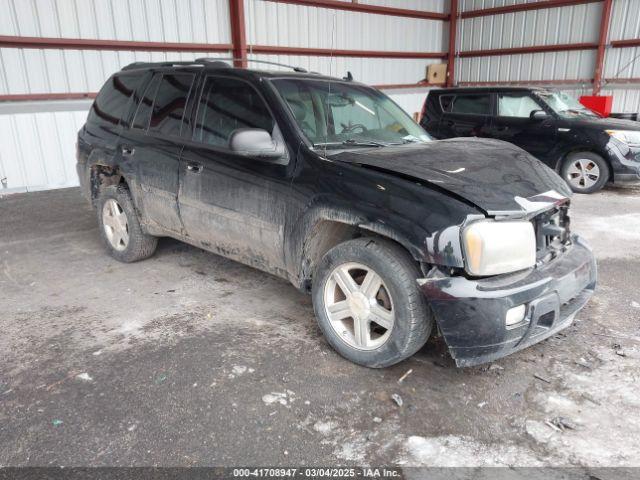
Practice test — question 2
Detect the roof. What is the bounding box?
[431,86,550,94]
[120,58,351,84]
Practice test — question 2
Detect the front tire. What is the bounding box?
[312,238,432,368]
[561,151,609,193]
[97,184,158,263]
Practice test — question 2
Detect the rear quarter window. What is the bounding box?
[87,72,144,127]
[450,94,491,115]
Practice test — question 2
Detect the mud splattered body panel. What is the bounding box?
[76,65,597,366]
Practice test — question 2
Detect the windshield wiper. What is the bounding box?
[314,139,388,148]
[561,108,596,117]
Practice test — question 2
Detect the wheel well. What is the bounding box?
[557,149,613,182]
[90,165,128,204]
[299,220,419,292]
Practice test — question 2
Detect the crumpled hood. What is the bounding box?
[330,138,572,215]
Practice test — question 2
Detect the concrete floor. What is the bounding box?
[1,186,639,468]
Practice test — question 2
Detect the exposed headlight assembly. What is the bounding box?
[462,220,536,276]
[606,130,640,147]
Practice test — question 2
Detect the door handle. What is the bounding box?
[186,162,203,173]
[121,145,135,157]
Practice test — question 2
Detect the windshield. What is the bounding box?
[537,91,600,118]
[271,78,431,149]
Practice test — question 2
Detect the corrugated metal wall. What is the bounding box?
[457,2,601,83]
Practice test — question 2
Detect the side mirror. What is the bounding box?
[229,128,285,161]
[530,110,549,121]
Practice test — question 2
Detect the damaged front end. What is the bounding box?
[420,191,597,367]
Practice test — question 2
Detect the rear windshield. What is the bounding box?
[87,72,144,127]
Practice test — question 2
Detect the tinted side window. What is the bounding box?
[498,94,543,118]
[194,77,275,147]
[132,73,162,130]
[88,73,143,126]
[148,73,196,137]
[451,94,491,115]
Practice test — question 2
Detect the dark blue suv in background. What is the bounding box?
[420,87,640,193]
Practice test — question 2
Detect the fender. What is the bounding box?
[285,194,438,289]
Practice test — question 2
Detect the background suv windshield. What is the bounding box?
[537,91,599,118]
[272,78,430,148]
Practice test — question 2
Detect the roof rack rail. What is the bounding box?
[122,57,314,74]
[122,61,203,71]
[196,57,309,73]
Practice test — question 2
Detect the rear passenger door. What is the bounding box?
[438,93,492,138]
[118,69,197,235]
[178,75,291,273]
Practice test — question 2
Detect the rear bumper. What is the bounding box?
[420,235,596,367]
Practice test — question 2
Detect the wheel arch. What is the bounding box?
[289,206,425,292]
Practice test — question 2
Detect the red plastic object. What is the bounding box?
[579,95,613,117]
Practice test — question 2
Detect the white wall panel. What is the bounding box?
[382,87,432,117]
[248,53,437,85]
[0,49,230,95]
[0,110,88,193]
[245,0,445,53]
[360,0,446,12]
[0,0,231,43]
[604,46,640,80]
[459,3,601,51]
[457,50,596,83]
[605,87,640,114]
[460,0,552,11]
[608,0,640,41]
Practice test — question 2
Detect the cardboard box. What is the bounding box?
[426,63,447,84]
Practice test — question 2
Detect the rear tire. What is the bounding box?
[312,237,432,368]
[97,184,158,263]
[560,151,609,193]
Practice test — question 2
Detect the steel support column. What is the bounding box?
[447,0,458,87]
[229,0,248,68]
[593,0,613,95]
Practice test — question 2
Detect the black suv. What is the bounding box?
[77,60,596,367]
[420,87,640,193]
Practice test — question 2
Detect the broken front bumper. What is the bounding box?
[420,235,597,367]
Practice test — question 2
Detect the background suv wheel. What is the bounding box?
[561,151,609,194]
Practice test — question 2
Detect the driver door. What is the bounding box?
[178,75,292,273]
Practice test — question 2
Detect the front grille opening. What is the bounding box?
[532,205,572,264]
[538,311,556,327]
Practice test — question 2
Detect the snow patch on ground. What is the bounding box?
[313,420,336,435]
[400,435,543,467]
[262,390,295,407]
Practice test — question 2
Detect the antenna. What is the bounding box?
[343,71,353,81]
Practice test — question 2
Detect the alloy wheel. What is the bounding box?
[102,198,129,251]
[323,262,395,351]
[566,159,601,190]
